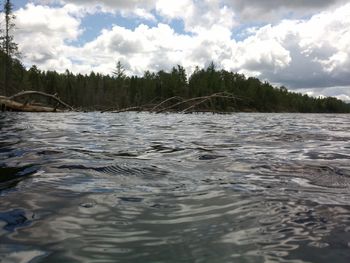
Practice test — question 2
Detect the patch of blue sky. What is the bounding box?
[71,12,157,45]
[72,11,191,46]
[70,57,84,65]
[73,13,117,45]
[12,0,29,9]
[152,12,189,35]
[168,19,191,35]
[232,22,266,41]
[12,0,61,9]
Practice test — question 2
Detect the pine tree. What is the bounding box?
[0,0,19,95]
[112,61,126,80]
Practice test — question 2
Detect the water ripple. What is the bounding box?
[0,112,350,263]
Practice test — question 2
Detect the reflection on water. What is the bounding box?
[0,112,350,263]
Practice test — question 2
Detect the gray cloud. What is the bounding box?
[224,0,348,21]
[107,34,143,54]
[299,86,350,102]
[248,28,350,92]
[55,0,156,12]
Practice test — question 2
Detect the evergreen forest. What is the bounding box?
[1,50,349,113]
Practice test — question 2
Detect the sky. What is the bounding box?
[4,0,350,101]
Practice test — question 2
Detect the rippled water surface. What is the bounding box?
[1,112,350,263]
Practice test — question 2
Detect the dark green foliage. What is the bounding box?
[0,49,349,113]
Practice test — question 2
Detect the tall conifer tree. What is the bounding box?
[1,0,18,95]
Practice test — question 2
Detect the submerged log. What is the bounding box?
[0,91,73,112]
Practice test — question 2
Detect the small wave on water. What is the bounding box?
[0,112,350,263]
[0,209,32,232]
[57,163,169,178]
[0,165,38,191]
[254,162,350,189]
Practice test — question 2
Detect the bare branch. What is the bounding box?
[151,96,183,112]
[155,92,237,113]
[181,98,210,113]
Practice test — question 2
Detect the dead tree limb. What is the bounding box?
[151,96,183,112]
[111,106,144,113]
[9,91,74,111]
[155,92,237,113]
[0,91,74,112]
[100,92,238,114]
[181,98,210,113]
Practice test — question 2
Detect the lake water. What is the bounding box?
[0,112,350,263]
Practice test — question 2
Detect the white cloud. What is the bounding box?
[156,0,194,20]
[297,6,350,76]
[156,0,236,33]
[249,3,350,89]
[14,3,82,72]
[236,36,291,73]
[51,0,236,33]
[16,3,80,40]
[127,8,156,21]
[335,94,350,102]
[39,0,155,10]
[78,23,196,75]
[35,0,157,19]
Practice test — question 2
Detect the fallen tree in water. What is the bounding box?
[0,91,74,112]
[1,91,237,113]
[109,92,239,114]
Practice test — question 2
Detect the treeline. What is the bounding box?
[0,51,349,113]
[1,0,350,113]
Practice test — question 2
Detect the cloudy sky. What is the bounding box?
[6,0,350,100]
